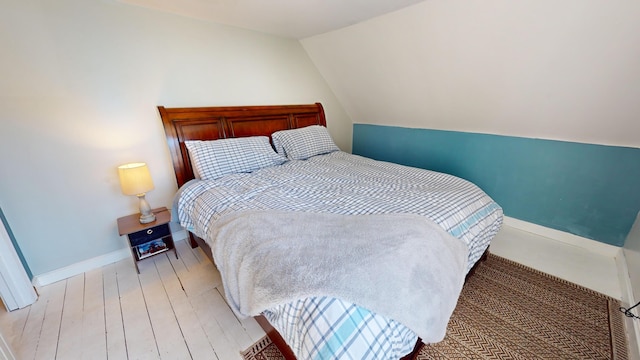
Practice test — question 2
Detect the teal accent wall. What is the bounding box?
[0,206,33,279]
[352,124,640,246]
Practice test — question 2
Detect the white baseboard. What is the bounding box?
[32,230,188,287]
[32,248,130,287]
[504,216,620,258]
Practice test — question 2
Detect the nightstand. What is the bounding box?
[117,207,178,273]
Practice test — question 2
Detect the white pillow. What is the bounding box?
[185,137,286,180]
[271,125,340,160]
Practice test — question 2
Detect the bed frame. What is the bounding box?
[158,103,483,360]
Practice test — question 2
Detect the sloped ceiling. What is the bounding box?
[300,0,640,148]
[117,0,426,39]
[115,0,640,148]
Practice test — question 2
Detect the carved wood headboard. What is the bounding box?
[158,103,326,188]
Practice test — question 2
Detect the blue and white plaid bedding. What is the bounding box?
[262,297,424,360]
[177,151,503,359]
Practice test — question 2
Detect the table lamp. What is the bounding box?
[118,162,156,224]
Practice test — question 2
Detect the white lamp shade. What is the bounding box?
[118,162,155,196]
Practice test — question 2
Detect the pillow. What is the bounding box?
[271,125,340,160]
[185,137,286,180]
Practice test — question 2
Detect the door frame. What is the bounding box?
[0,212,36,311]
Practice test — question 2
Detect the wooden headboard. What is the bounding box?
[158,103,326,187]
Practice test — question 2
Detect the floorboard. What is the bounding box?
[82,268,107,360]
[154,254,218,360]
[190,289,242,360]
[118,258,160,360]
[56,274,85,359]
[102,262,128,360]
[33,280,65,360]
[138,260,191,359]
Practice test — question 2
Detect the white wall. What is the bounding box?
[0,0,351,276]
[301,0,640,148]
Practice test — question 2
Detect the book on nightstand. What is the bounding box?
[135,239,168,260]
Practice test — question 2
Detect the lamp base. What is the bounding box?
[137,193,156,224]
[139,212,156,224]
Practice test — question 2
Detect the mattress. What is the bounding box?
[176,151,503,359]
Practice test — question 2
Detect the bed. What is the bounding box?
[158,103,503,359]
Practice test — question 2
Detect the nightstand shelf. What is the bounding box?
[117,207,178,273]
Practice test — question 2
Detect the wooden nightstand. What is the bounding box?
[117,207,178,273]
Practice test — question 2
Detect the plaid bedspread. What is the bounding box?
[177,151,503,359]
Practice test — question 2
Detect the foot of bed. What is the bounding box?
[188,233,198,248]
[254,315,297,360]
[465,247,489,281]
[480,247,490,262]
[400,338,423,360]
[256,315,425,360]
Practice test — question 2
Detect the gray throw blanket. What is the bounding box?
[209,210,469,342]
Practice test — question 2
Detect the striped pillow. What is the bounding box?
[272,125,340,160]
[185,137,286,180]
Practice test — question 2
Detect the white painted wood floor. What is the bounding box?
[0,240,265,360]
[0,225,621,360]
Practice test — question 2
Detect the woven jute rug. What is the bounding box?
[241,334,286,360]
[241,253,628,359]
